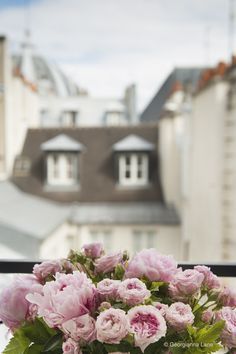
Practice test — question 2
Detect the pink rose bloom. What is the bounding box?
[63,338,81,354]
[169,269,204,300]
[218,286,236,308]
[0,274,41,330]
[128,305,167,352]
[26,271,97,328]
[201,309,214,323]
[194,266,220,289]
[33,260,63,282]
[166,302,194,331]
[117,278,150,306]
[96,308,129,344]
[97,279,121,300]
[62,314,96,343]
[125,249,177,282]
[154,302,169,316]
[95,252,123,274]
[83,243,104,258]
[215,307,236,348]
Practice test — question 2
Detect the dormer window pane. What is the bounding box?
[47,153,78,186]
[66,155,77,179]
[118,153,149,186]
[52,154,59,178]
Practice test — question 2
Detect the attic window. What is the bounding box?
[41,134,84,188]
[118,153,148,186]
[47,153,78,186]
[113,134,154,188]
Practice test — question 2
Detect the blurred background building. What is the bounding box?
[1,32,236,262]
[0,0,236,265]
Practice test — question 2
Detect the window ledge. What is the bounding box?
[43,184,80,192]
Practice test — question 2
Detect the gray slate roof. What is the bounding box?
[140,67,206,122]
[41,134,84,152]
[0,182,179,259]
[70,203,179,225]
[0,181,68,239]
[113,134,155,152]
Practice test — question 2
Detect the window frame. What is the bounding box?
[118,152,149,187]
[46,152,79,187]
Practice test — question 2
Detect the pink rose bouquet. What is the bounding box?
[0,243,234,354]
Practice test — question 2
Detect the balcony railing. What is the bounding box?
[0,260,236,276]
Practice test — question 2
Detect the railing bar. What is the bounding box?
[0,261,236,277]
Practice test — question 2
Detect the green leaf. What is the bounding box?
[187,325,197,336]
[150,281,165,292]
[195,321,225,344]
[3,334,30,354]
[114,265,125,280]
[22,318,53,345]
[43,333,63,352]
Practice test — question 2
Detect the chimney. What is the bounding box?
[124,84,137,124]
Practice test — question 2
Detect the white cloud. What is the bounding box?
[0,0,231,111]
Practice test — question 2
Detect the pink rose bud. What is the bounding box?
[98,302,112,311]
[82,243,104,258]
[33,260,63,282]
[95,252,123,274]
[117,278,150,306]
[96,308,129,344]
[166,302,194,331]
[128,305,167,352]
[201,309,214,323]
[154,302,169,316]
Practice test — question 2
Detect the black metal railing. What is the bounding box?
[0,260,236,277]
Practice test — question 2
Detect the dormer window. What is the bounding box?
[119,153,148,186]
[47,153,78,186]
[113,134,155,187]
[41,134,84,188]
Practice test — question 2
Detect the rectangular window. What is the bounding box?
[119,153,148,186]
[62,111,78,127]
[47,153,78,186]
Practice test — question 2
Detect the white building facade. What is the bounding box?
[154,64,236,262]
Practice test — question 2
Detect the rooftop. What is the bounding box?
[41,134,84,152]
[140,67,206,122]
[113,134,155,152]
[70,202,179,225]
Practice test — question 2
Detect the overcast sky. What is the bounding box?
[0,0,233,111]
